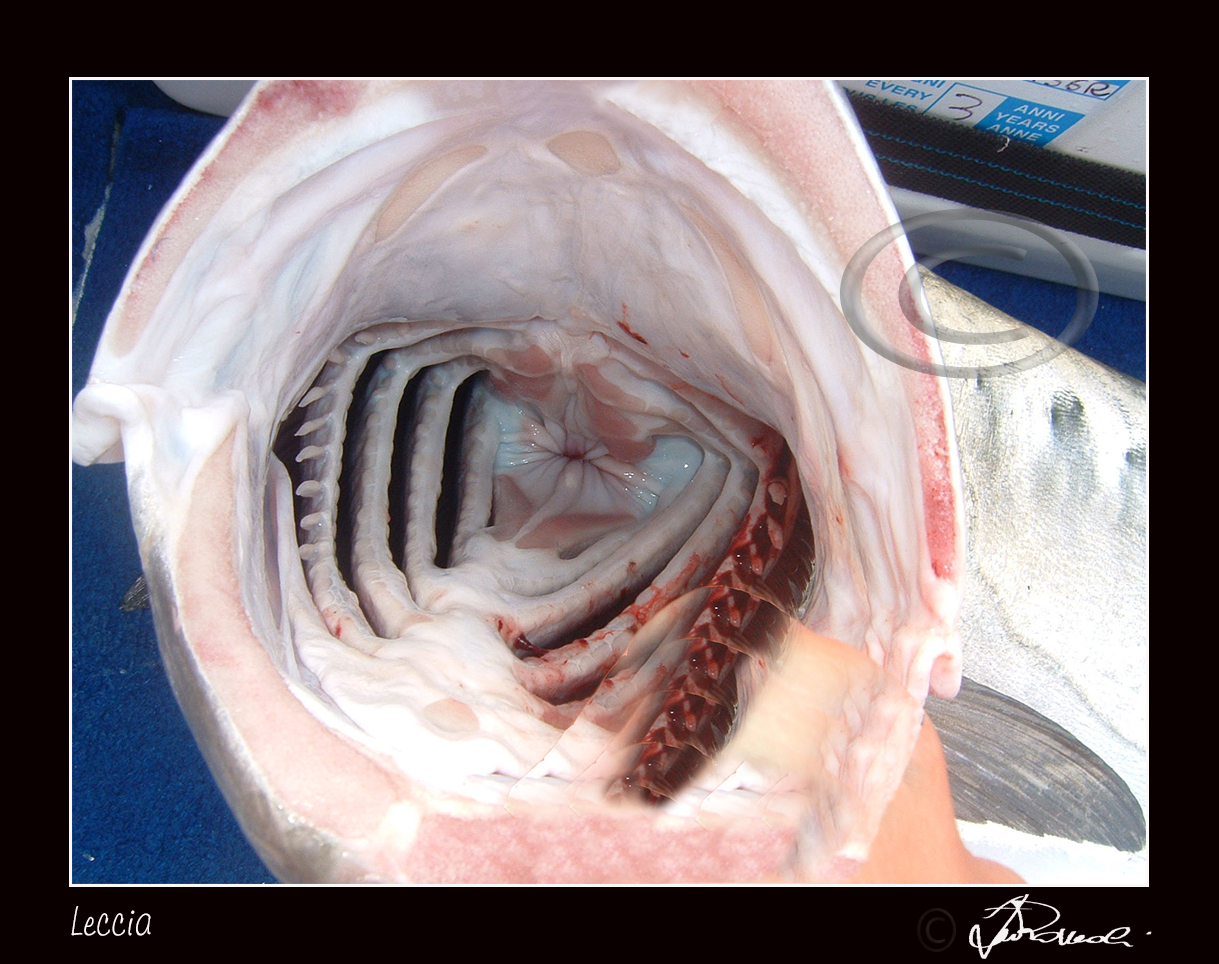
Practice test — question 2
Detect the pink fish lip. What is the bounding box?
[72,79,965,882]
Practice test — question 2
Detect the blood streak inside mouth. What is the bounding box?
[274,317,815,804]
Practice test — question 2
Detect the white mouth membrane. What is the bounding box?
[73,81,964,882]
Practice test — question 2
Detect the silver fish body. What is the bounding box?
[923,273,1147,877]
[71,80,1146,883]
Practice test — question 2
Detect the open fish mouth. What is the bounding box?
[73,80,965,882]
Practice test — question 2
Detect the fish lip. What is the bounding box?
[72,79,966,882]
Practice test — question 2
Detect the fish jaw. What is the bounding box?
[72,80,965,882]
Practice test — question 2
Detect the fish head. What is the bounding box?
[72,79,967,882]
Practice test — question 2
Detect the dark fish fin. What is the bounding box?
[925,676,1146,852]
[119,574,150,612]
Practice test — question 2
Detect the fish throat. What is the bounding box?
[275,317,814,803]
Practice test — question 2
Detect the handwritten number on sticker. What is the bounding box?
[947,93,984,120]
[1029,78,1120,99]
